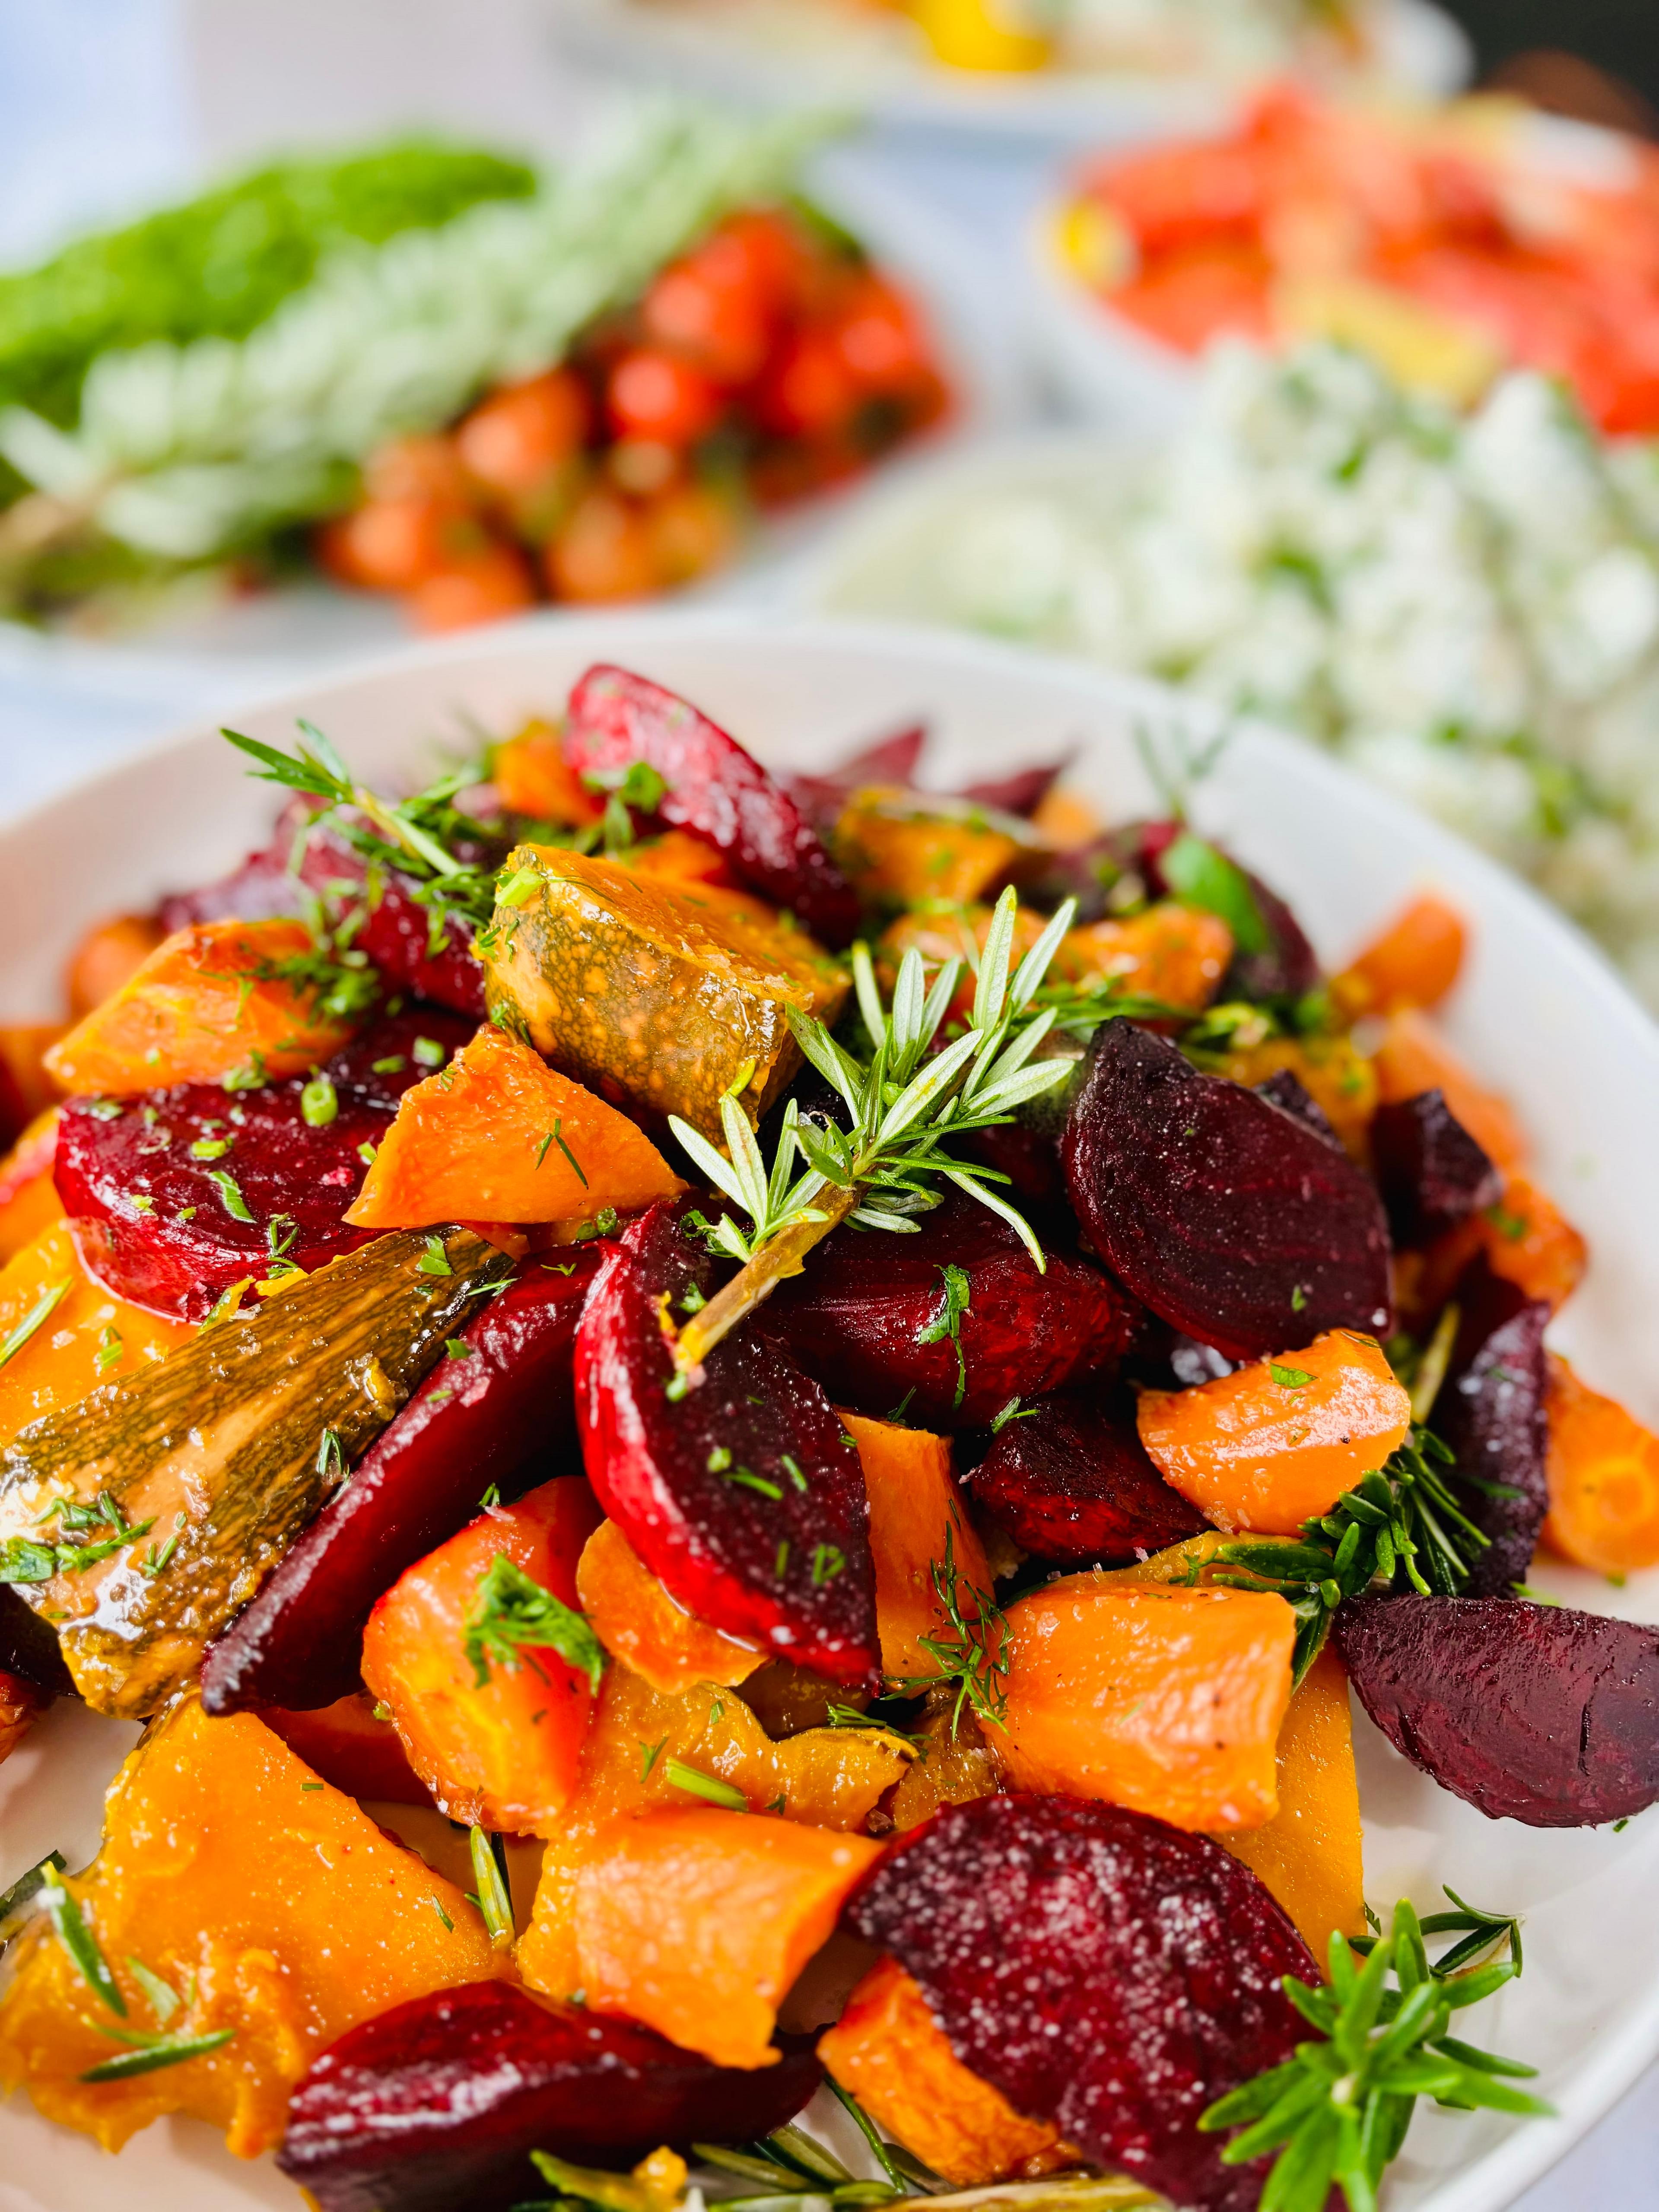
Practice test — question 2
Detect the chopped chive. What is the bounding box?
[775,1540,790,1580]
[0,1849,67,1942]
[0,1280,71,1371]
[812,1544,846,1586]
[707,1446,733,1472]
[412,1036,446,1068]
[469,1826,515,1947]
[640,1736,667,1780]
[205,1169,254,1223]
[41,1880,125,2015]
[79,2028,235,2082]
[189,1137,231,1160]
[301,1073,338,1127]
[416,1234,453,1277]
[125,1956,179,2024]
[1269,1363,1313,1390]
[663,1759,747,1811]
[371,1055,406,1075]
[552,1119,588,1187]
[728,1465,784,1500]
[534,1131,555,1170]
[780,1453,807,1492]
[94,1325,123,1375]
[357,1139,378,1167]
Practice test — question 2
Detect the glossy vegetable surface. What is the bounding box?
[1428,1259,1550,1596]
[1542,1355,1659,1575]
[576,1516,766,1696]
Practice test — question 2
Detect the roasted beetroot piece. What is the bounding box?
[968,1387,1206,1566]
[163,810,489,1018]
[1335,1594,1659,1826]
[576,1203,878,1686]
[1429,1258,1549,1595]
[788,724,927,832]
[763,1190,1142,1430]
[1373,1089,1503,1247]
[1062,1019,1392,1360]
[842,1793,1312,2210]
[201,1252,601,1714]
[1223,865,1320,1005]
[960,760,1068,818]
[279,1980,821,2212]
[563,664,860,946]
[0,1585,72,1697]
[53,1011,472,1322]
[1252,1068,1339,1148]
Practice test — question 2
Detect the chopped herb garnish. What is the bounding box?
[126,1955,181,2024]
[301,1073,338,1127]
[128,1193,155,1214]
[679,1282,706,1314]
[357,1138,378,1167]
[812,1544,846,1586]
[315,1427,346,1480]
[189,1136,231,1160]
[534,1131,556,1170]
[664,1372,690,1402]
[726,1465,784,1501]
[663,1758,747,1811]
[478,1482,501,1508]
[0,1849,67,1945]
[988,1395,1037,1433]
[552,1118,588,1187]
[1291,1284,1309,1313]
[706,1445,733,1472]
[0,1280,71,1371]
[469,1825,515,1947]
[86,1099,124,1121]
[205,1168,254,1222]
[463,1553,607,1694]
[891,1526,1010,1736]
[41,1878,125,2015]
[918,1263,973,1410]
[775,1540,791,1579]
[1270,1363,1313,1390]
[640,1736,668,1779]
[430,1896,454,1932]
[780,1452,808,1492]
[221,1050,268,1093]
[412,1036,446,1068]
[80,2027,236,2083]
[300,1781,324,1792]
[446,1338,475,1359]
[200,1279,251,1329]
[417,1234,453,1277]
[94,1325,123,1375]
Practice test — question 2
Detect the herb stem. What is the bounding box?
[674,1185,859,1375]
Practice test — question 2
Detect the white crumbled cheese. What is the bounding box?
[872,341,1659,1009]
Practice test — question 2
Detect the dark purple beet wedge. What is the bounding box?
[201,1250,602,1714]
[969,1387,1207,1566]
[54,1010,473,1322]
[1335,1595,1659,1826]
[762,1189,1144,1430]
[841,1794,1313,2212]
[1429,1257,1549,1595]
[575,1204,878,1688]
[1373,1089,1503,1247]
[278,1980,821,2212]
[563,664,860,946]
[1252,1068,1339,1148]
[1062,1019,1392,1360]
[1223,864,1320,1004]
[787,723,926,833]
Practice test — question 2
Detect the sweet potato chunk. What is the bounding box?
[573,1806,884,2068]
[1213,1648,1363,1964]
[840,1411,992,1679]
[348,1023,685,1229]
[834,787,1023,907]
[481,845,848,1135]
[889,1689,1004,1832]
[999,1579,1296,1831]
[0,1696,500,2157]
[493,717,604,825]
[1053,903,1233,1011]
[1334,892,1465,1016]
[1136,1330,1412,1535]
[363,1475,604,1834]
[820,1955,1070,2186]
[1542,1355,1659,1574]
[1373,1007,1525,1170]
[577,1517,767,1695]
[45,918,360,1096]
[0,1219,190,1451]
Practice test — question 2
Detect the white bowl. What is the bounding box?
[1,609,1655,2212]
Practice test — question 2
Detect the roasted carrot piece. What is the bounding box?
[65,912,168,1017]
[1541,1354,1659,1575]
[44,918,360,1096]
[1214,1647,1364,1965]
[820,1955,1071,2185]
[0,1696,499,2157]
[834,787,1023,907]
[572,1805,884,2068]
[0,1023,67,1148]
[347,1023,685,1230]
[1053,902,1233,1011]
[840,1411,993,1679]
[1480,1174,1587,1311]
[362,1475,604,1834]
[1334,893,1465,1016]
[0,1219,190,1451]
[576,1517,766,1695]
[1372,1008,1526,1171]
[998,1578,1296,1831]
[1137,1330,1413,1535]
[492,717,604,825]
[0,1108,63,1262]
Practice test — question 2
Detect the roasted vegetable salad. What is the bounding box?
[1,663,1656,2212]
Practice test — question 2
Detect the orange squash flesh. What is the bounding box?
[1214,1648,1365,1966]
[0,1022,67,1146]
[889,1691,1003,1832]
[347,1023,685,1229]
[1137,1330,1413,1535]
[518,1663,907,2003]
[998,1578,1296,1831]
[834,788,1022,908]
[362,1474,604,1834]
[577,1516,767,1694]
[1054,903,1233,1012]
[877,905,1049,1024]
[840,1411,993,1680]
[44,918,360,1096]
[0,1696,500,2157]
[493,717,604,825]
[1334,893,1465,1017]
[66,912,169,1018]
[0,1219,191,1452]
[1541,1354,1659,1575]
[0,1107,64,1262]
[618,829,739,891]
[573,1805,884,2069]
[1480,1175,1588,1311]
[820,1955,1070,2185]
[1373,1008,1526,1171]
[1217,1033,1378,1160]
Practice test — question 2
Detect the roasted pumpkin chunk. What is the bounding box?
[0,1227,502,1718]
[0,1219,190,1452]
[493,717,604,826]
[480,845,848,1135]
[841,1411,992,1681]
[1054,903,1233,1011]
[0,1696,499,2158]
[45,918,361,1096]
[347,1023,685,1229]
[0,1106,64,1263]
[577,1516,768,1697]
[518,1660,908,2002]
[834,787,1025,908]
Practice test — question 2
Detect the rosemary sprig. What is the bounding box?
[890,1527,1011,1738]
[1200,1894,1548,2211]
[462,1553,608,1694]
[468,1824,515,1948]
[668,889,1078,1375]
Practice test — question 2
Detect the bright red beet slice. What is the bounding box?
[201,1252,601,1714]
[162,808,488,1018]
[842,1793,1313,2210]
[1372,1089,1502,1247]
[762,1189,1144,1430]
[279,1980,821,2212]
[575,1204,878,1687]
[563,664,860,946]
[1062,1018,1392,1360]
[968,1387,1206,1566]
[1335,1594,1659,1826]
[1428,1258,1548,1595]
[54,1010,472,1322]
